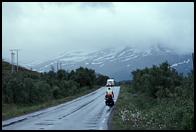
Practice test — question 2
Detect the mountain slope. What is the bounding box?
[24,46,193,81]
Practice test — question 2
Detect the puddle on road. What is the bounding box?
[44,119,54,121]
[35,122,54,126]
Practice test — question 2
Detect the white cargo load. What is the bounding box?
[106,79,115,86]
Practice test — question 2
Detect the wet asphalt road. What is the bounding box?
[2,86,120,130]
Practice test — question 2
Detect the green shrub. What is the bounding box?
[112,62,194,130]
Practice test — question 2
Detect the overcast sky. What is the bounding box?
[2,2,194,64]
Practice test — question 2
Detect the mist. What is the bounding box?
[2,2,194,64]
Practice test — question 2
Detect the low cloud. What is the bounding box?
[2,2,194,63]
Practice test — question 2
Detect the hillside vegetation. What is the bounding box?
[111,62,194,130]
[2,60,109,120]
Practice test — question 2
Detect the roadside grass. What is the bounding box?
[2,85,101,121]
[111,85,194,130]
[110,85,134,130]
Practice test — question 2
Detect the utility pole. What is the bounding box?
[58,61,61,70]
[10,50,15,73]
[10,49,20,72]
[60,62,62,70]
[192,53,194,72]
[57,61,59,72]
[15,49,19,72]
[51,65,54,72]
[57,61,62,71]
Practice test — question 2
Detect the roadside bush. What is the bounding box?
[52,86,62,99]
[2,60,109,108]
[32,81,52,103]
[113,61,194,130]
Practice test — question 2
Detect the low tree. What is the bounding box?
[96,74,109,86]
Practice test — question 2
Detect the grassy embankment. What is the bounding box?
[110,84,194,130]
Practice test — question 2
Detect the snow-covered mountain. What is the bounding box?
[29,45,193,81]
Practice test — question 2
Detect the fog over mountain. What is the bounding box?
[26,45,192,81]
[2,2,194,68]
